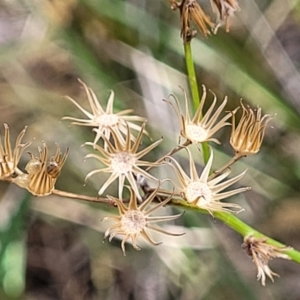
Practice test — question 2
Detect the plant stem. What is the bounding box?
[184,42,200,110]
[169,196,300,263]
[146,140,191,172]
[209,153,243,180]
[51,185,300,263]
[214,211,300,263]
[183,41,210,163]
[52,189,114,205]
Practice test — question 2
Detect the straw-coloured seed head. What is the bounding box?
[170,0,215,40]
[85,122,162,201]
[168,147,249,215]
[103,186,184,255]
[230,101,272,156]
[63,79,146,146]
[210,0,240,33]
[0,124,30,180]
[166,86,236,145]
[14,143,69,196]
[242,235,292,286]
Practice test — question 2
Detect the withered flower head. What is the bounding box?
[85,122,162,200]
[166,86,236,145]
[210,0,240,33]
[168,147,249,215]
[63,79,146,146]
[0,124,30,179]
[103,186,184,255]
[242,235,292,286]
[170,0,215,40]
[14,143,69,196]
[230,101,272,156]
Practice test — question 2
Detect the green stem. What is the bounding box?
[184,41,210,163]
[214,211,300,263]
[184,42,200,110]
[170,198,300,263]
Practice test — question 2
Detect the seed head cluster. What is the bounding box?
[1,79,274,260]
[0,59,285,285]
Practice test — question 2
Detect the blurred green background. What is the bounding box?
[0,0,300,299]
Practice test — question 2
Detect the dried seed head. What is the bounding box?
[14,143,69,196]
[0,124,30,180]
[168,147,249,215]
[230,101,272,156]
[210,0,240,33]
[166,86,236,145]
[242,235,292,286]
[171,0,215,41]
[103,186,184,255]
[63,79,147,147]
[85,122,162,200]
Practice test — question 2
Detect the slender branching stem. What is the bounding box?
[52,189,114,205]
[51,185,300,263]
[146,140,191,172]
[209,152,244,180]
[162,193,300,263]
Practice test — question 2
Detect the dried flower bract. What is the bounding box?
[168,147,249,215]
[210,0,240,33]
[242,235,292,286]
[170,0,215,40]
[166,86,235,145]
[230,101,272,156]
[14,143,69,196]
[85,122,162,200]
[63,79,146,146]
[0,124,30,179]
[103,186,184,255]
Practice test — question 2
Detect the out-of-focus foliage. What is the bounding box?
[0,0,300,299]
